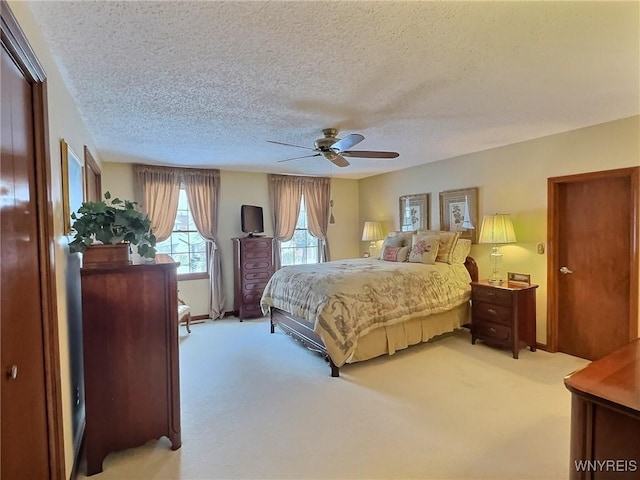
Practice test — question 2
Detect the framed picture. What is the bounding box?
[61,139,85,234]
[439,187,478,243]
[508,272,531,287]
[399,193,430,231]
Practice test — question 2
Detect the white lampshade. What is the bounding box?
[362,221,384,242]
[478,214,517,244]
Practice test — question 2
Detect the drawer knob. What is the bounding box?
[489,327,496,333]
[487,308,498,316]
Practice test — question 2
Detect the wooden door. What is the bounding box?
[1,2,63,478]
[84,146,102,201]
[548,168,639,360]
[1,40,50,478]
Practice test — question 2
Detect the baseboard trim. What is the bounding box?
[192,314,209,321]
[536,342,548,351]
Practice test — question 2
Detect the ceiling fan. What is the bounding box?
[268,128,399,167]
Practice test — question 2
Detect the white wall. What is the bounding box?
[359,116,640,344]
[102,164,361,316]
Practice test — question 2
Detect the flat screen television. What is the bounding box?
[241,204,264,236]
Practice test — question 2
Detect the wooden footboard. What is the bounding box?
[270,256,478,377]
[270,307,339,377]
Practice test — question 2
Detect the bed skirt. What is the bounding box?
[270,301,470,376]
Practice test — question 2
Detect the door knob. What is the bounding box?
[560,266,574,274]
[7,365,18,379]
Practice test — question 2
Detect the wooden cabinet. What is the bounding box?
[470,280,538,359]
[564,339,640,479]
[80,255,181,476]
[232,236,274,320]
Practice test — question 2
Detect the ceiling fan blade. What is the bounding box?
[267,140,315,151]
[277,153,321,163]
[328,154,350,168]
[331,133,364,152]
[341,150,399,159]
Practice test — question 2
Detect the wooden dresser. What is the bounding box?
[80,255,181,476]
[232,236,274,320]
[564,339,640,479]
[470,280,538,359]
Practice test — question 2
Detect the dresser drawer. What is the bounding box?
[243,292,264,304]
[242,238,272,251]
[243,281,267,294]
[474,321,511,343]
[242,249,271,261]
[242,304,264,317]
[472,286,512,306]
[474,301,512,325]
[243,260,272,271]
[243,270,271,281]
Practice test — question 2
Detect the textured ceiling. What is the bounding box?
[27,1,639,179]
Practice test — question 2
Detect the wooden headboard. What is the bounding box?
[464,256,479,282]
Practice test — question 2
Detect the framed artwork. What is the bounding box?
[508,272,531,287]
[399,193,430,231]
[439,187,478,243]
[61,139,85,234]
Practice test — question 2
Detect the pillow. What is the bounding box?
[450,239,472,264]
[408,234,440,264]
[381,245,410,262]
[378,232,413,259]
[378,235,405,259]
[387,230,415,245]
[417,230,461,264]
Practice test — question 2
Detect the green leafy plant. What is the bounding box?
[68,191,157,258]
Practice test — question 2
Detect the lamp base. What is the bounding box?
[369,241,378,258]
[488,245,503,285]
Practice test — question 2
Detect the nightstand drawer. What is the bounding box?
[474,301,512,325]
[472,286,512,306]
[474,321,511,343]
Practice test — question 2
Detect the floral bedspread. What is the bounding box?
[260,258,471,367]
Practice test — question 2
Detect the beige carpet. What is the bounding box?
[77,317,588,480]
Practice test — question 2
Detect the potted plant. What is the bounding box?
[68,191,157,266]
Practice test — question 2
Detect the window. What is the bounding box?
[156,188,208,277]
[280,195,319,266]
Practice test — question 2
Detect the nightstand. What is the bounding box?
[470,280,538,359]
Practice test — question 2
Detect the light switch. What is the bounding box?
[536,243,545,255]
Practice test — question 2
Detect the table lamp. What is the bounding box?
[362,221,384,257]
[478,214,516,284]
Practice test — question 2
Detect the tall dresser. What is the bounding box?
[232,236,274,320]
[80,254,181,476]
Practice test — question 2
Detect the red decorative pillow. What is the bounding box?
[383,246,401,261]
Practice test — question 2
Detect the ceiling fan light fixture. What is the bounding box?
[315,137,337,151]
[269,128,398,169]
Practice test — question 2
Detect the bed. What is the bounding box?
[261,233,478,376]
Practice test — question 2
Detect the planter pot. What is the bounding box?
[82,243,131,268]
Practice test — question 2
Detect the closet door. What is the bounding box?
[1,35,50,480]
